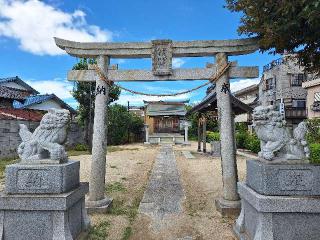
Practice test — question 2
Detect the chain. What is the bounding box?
[92,62,231,97]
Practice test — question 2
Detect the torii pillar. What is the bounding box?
[86,55,113,213]
[214,53,240,216]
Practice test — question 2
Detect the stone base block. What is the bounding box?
[86,197,113,214]
[5,160,80,194]
[234,182,320,240]
[144,142,151,145]
[0,183,89,240]
[246,160,320,196]
[210,141,221,157]
[215,198,241,217]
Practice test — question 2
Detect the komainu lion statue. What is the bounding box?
[18,109,70,163]
[253,105,310,161]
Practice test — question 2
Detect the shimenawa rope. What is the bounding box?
[92,62,231,97]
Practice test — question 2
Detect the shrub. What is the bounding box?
[306,119,320,145]
[107,104,144,145]
[236,131,248,149]
[74,144,88,151]
[309,143,320,164]
[235,122,248,133]
[244,133,261,154]
[207,131,220,142]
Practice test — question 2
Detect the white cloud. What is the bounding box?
[26,79,74,100]
[230,78,260,93]
[116,91,192,106]
[172,58,185,68]
[0,0,113,55]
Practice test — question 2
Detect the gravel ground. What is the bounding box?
[72,142,245,240]
[0,142,247,239]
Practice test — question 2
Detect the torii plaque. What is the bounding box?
[55,37,259,215]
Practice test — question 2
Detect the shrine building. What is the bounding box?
[143,100,189,144]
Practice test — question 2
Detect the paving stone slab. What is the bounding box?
[139,145,185,221]
[182,151,195,159]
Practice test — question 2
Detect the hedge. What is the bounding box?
[310,143,320,164]
[236,131,260,154]
[244,133,261,154]
[206,131,220,142]
[74,144,89,151]
[206,130,260,154]
[236,132,247,149]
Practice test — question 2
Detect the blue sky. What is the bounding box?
[0,0,279,108]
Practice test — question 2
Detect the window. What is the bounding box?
[265,78,275,90]
[291,74,305,86]
[314,92,320,102]
[292,99,306,108]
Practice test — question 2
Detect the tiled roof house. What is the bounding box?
[0,76,76,120]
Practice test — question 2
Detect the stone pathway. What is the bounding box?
[139,145,185,230]
[182,150,195,159]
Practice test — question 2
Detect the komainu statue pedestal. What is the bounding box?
[0,109,89,239]
[234,160,320,240]
[0,160,89,240]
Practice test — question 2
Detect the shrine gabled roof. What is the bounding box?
[143,100,189,105]
[187,86,252,115]
[0,76,39,94]
[146,102,187,116]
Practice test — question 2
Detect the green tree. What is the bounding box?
[185,105,219,139]
[72,58,121,150]
[107,104,144,145]
[225,0,320,74]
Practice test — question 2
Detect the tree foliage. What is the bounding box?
[71,58,121,149]
[107,104,144,145]
[225,0,320,74]
[72,58,121,125]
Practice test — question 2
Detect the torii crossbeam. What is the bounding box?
[55,37,259,216]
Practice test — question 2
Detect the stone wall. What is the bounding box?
[0,119,84,160]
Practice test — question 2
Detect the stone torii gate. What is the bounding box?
[55,37,259,215]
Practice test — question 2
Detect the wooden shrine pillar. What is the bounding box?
[202,116,207,153]
[197,117,202,152]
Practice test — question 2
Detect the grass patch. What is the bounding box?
[67,146,139,156]
[107,146,139,153]
[106,182,127,193]
[121,177,127,181]
[122,226,133,240]
[108,187,145,223]
[108,198,127,215]
[110,165,118,169]
[88,220,110,240]
[186,202,197,217]
[67,150,90,156]
[0,157,18,179]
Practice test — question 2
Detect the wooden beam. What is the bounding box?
[67,66,259,82]
[55,37,259,58]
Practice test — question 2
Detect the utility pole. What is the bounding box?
[127,101,130,143]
